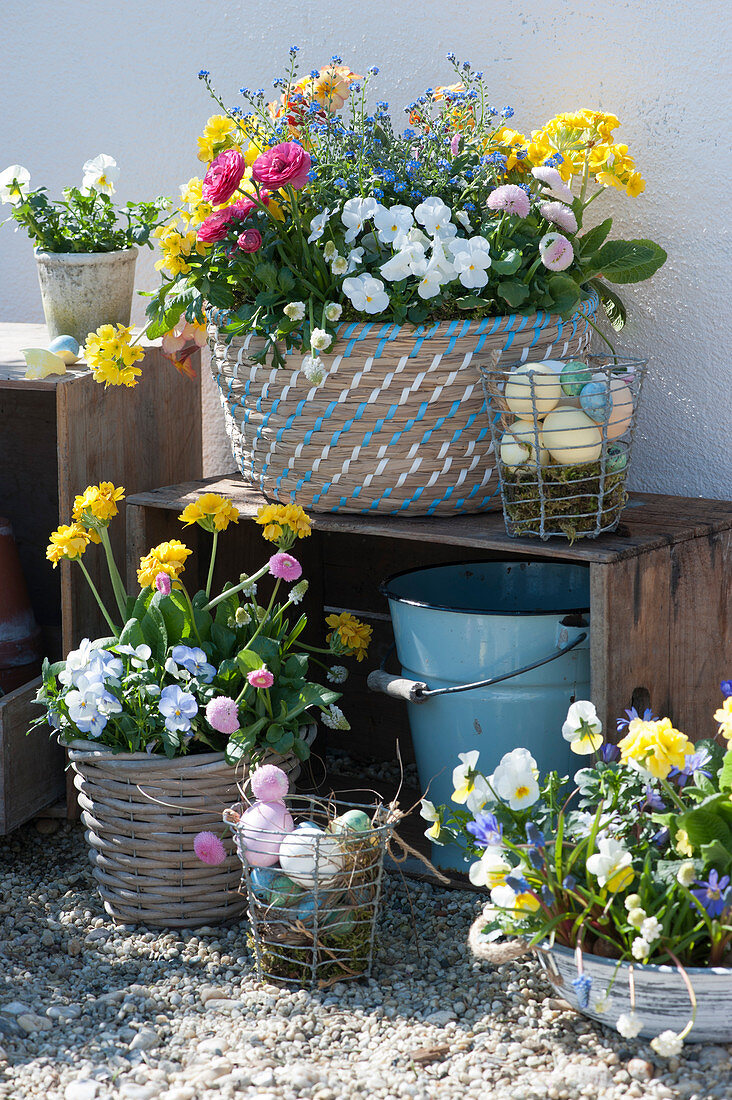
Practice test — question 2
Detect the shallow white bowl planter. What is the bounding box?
[537,942,732,1042]
[35,247,138,345]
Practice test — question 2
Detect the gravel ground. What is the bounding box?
[1,823,731,1100]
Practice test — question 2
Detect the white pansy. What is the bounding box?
[448,236,492,289]
[455,209,472,231]
[586,837,633,890]
[677,861,696,887]
[310,328,332,352]
[81,153,119,195]
[331,255,348,275]
[452,750,481,803]
[468,846,511,888]
[97,689,123,715]
[307,208,331,242]
[562,700,603,754]
[414,196,454,238]
[640,916,663,943]
[417,238,457,299]
[341,196,379,243]
[419,799,442,841]
[164,656,182,678]
[341,273,389,314]
[0,164,30,205]
[616,1012,643,1038]
[284,301,306,321]
[466,775,494,815]
[346,246,364,272]
[490,747,539,810]
[650,1030,684,1058]
[380,241,427,282]
[301,355,325,386]
[373,203,414,244]
[116,643,152,669]
[324,302,342,322]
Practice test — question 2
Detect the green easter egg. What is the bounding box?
[606,442,629,473]
[330,810,372,835]
[48,335,81,365]
[560,359,593,397]
[268,873,304,908]
[322,909,356,940]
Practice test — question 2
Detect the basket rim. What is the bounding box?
[63,720,317,763]
[226,793,395,839]
[540,939,732,977]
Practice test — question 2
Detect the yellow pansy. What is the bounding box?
[179,493,240,533]
[137,540,192,588]
[675,829,694,857]
[46,523,91,567]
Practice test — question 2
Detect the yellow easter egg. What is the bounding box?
[542,406,603,464]
[21,348,67,379]
[500,430,531,470]
[504,363,562,420]
[605,377,635,440]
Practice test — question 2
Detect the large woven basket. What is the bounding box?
[68,730,313,928]
[209,292,598,515]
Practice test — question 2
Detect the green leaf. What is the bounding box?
[139,597,168,663]
[236,647,266,675]
[699,840,732,874]
[491,249,522,276]
[718,749,732,791]
[292,735,312,761]
[211,621,237,660]
[285,614,308,648]
[677,808,732,850]
[455,295,492,310]
[265,723,285,744]
[215,658,240,688]
[497,279,530,308]
[588,278,627,332]
[578,218,613,256]
[272,730,295,755]
[547,275,581,315]
[588,239,667,285]
[118,617,145,649]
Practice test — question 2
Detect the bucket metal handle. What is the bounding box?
[367,631,588,705]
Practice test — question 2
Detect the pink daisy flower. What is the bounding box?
[154,572,172,596]
[532,166,574,204]
[539,201,578,235]
[268,552,303,582]
[194,831,227,865]
[539,232,575,272]
[486,184,530,218]
[205,696,240,735]
[250,764,290,803]
[247,666,275,690]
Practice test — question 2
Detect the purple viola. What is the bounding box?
[617,706,658,732]
[466,811,503,849]
[691,870,732,919]
[668,746,712,788]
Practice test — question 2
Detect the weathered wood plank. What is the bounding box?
[0,677,66,833]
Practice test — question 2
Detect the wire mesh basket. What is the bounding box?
[479,353,647,541]
[224,794,395,990]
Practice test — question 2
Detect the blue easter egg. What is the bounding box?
[48,335,81,364]
[606,442,629,473]
[579,380,611,423]
[249,866,280,901]
[560,359,592,397]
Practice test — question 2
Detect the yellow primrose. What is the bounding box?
[618,716,693,780]
[326,611,372,662]
[84,323,145,389]
[73,482,125,525]
[675,829,694,857]
[179,492,240,533]
[137,540,192,588]
[46,523,91,567]
[714,697,732,744]
[203,114,236,144]
[197,135,215,164]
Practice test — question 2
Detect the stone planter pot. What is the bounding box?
[537,942,732,1042]
[35,247,138,345]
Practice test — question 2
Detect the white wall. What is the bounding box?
[3,0,730,494]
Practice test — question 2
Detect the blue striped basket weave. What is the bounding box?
[208,291,598,515]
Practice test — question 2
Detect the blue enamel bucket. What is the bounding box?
[373,561,590,871]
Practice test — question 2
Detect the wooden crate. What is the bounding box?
[0,323,203,826]
[0,678,65,833]
[126,477,732,762]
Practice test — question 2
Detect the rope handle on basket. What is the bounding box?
[378,803,451,885]
[467,901,532,965]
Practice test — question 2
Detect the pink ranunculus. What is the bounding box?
[196,196,268,244]
[194,831,227,865]
[206,696,240,735]
[268,551,302,581]
[247,666,275,690]
[539,232,575,272]
[251,141,312,191]
[201,149,246,205]
[237,228,262,253]
[154,572,172,596]
[486,184,530,218]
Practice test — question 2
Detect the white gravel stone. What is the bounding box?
[129,1028,160,1051]
[64,1081,101,1100]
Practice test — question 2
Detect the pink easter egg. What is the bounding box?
[238,800,294,867]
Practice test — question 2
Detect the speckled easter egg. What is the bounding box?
[504,363,562,420]
[605,442,629,473]
[604,377,635,440]
[48,335,81,364]
[560,359,593,396]
[278,823,343,888]
[238,800,294,868]
[579,379,611,423]
[268,874,304,908]
[330,810,372,836]
[541,406,603,464]
[248,866,282,901]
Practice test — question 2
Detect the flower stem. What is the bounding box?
[78,559,120,636]
[205,530,219,598]
[203,563,270,612]
[179,583,203,645]
[99,527,128,620]
[247,579,281,647]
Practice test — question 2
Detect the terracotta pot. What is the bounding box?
[0,517,41,694]
[34,247,138,345]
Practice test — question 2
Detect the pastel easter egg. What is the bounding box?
[278,822,343,888]
[48,334,81,364]
[606,442,629,473]
[560,359,593,396]
[321,909,356,939]
[510,421,550,466]
[605,377,635,440]
[500,430,531,471]
[238,800,294,868]
[504,363,562,420]
[293,892,318,924]
[248,866,281,901]
[21,348,66,379]
[268,874,304,908]
[541,406,603,465]
[534,359,566,375]
[579,380,611,423]
[330,810,372,836]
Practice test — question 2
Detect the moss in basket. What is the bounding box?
[501,460,628,541]
[248,906,374,986]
